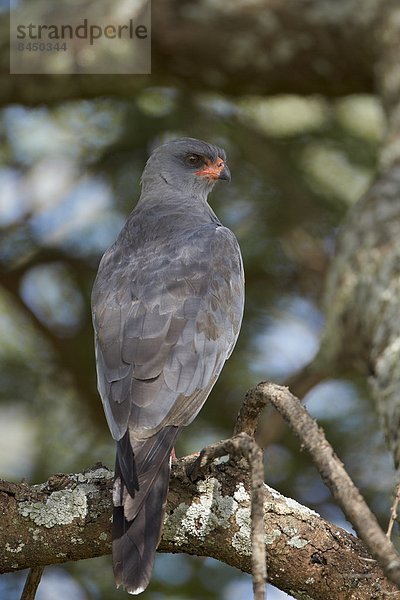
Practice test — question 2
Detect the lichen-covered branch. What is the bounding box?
[0,467,114,571]
[188,432,267,600]
[1,458,399,599]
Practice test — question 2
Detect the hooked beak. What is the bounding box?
[195,157,231,182]
[218,164,231,182]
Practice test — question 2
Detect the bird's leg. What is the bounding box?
[170,447,177,463]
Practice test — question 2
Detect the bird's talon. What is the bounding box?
[188,449,215,482]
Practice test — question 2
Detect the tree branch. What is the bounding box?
[249,382,400,590]
[20,567,44,600]
[1,407,399,599]
[2,0,383,106]
[189,432,267,600]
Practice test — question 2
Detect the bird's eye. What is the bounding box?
[186,154,202,167]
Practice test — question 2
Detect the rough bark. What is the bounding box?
[2,0,385,107]
[317,0,400,468]
[1,460,399,599]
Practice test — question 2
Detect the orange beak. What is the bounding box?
[195,157,231,181]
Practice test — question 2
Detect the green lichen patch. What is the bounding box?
[18,488,87,528]
[163,478,246,547]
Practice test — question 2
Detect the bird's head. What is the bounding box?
[141,137,231,196]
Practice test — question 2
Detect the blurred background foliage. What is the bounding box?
[0,89,394,599]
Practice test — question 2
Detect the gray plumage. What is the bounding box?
[91,138,244,594]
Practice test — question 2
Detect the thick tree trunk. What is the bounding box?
[1,460,398,599]
[318,0,400,468]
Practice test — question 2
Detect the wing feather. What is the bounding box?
[92,223,244,441]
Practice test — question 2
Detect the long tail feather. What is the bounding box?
[112,426,180,594]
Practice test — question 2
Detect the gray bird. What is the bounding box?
[91,137,244,594]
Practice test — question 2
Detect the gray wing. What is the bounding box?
[92,223,244,441]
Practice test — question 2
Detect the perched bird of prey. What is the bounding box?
[91,137,244,594]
